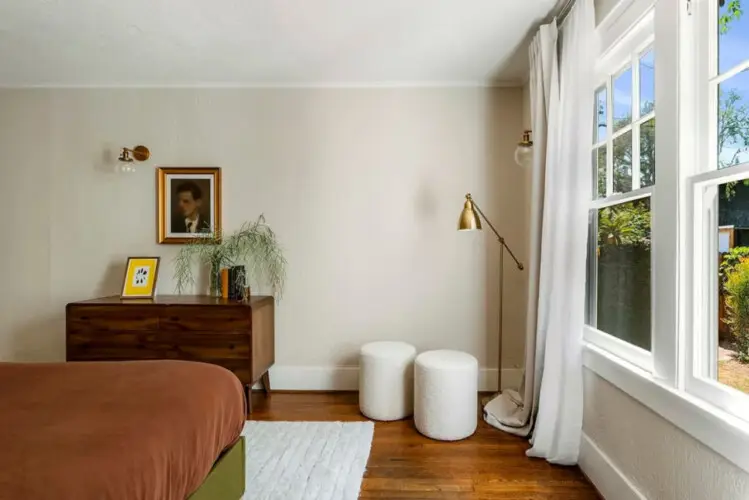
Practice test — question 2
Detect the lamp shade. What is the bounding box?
[458,195,482,231]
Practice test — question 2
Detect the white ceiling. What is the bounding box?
[0,0,557,87]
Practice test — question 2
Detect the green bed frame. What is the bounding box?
[188,437,246,500]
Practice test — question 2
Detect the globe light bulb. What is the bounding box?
[514,144,534,167]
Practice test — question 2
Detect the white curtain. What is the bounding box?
[484,0,595,465]
[483,20,558,437]
[528,0,595,464]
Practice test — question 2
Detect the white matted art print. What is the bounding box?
[157,167,222,244]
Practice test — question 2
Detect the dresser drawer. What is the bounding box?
[67,305,158,331]
[159,306,250,331]
[68,330,250,362]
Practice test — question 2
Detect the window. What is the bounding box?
[686,0,749,417]
[584,0,749,474]
[586,17,655,369]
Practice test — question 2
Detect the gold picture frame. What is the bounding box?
[157,167,222,244]
[121,257,160,299]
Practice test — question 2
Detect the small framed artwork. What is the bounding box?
[157,167,222,244]
[121,257,160,299]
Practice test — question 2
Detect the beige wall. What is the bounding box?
[0,87,528,385]
[583,371,749,499]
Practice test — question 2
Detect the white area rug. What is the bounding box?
[241,421,374,500]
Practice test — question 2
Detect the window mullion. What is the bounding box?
[607,76,614,197]
[651,0,681,387]
[633,52,642,191]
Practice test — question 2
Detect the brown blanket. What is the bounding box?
[0,360,245,500]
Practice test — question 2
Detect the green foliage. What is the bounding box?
[719,89,749,169]
[720,247,749,285]
[173,215,287,297]
[724,258,749,363]
[598,199,651,247]
[611,108,654,192]
[720,0,743,34]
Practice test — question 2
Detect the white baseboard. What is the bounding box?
[579,433,647,500]
[261,365,524,392]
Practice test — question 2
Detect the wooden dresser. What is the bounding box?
[66,295,274,412]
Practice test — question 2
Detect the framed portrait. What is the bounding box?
[157,167,222,244]
[121,257,160,299]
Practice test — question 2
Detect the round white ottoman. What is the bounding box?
[359,341,417,421]
[414,350,478,441]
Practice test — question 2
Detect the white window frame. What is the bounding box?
[583,0,749,476]
[585,8,656,372]
[683,0,749,419]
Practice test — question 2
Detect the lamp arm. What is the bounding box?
[471,199,524,271]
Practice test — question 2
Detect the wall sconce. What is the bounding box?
[514,130,533,167]
[118,145,151,173]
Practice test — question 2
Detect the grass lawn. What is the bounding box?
[718,359,749,394]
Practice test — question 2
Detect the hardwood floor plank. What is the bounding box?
[248,391,599,499]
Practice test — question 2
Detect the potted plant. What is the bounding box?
[173,215,286,298]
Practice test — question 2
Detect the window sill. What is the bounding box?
[583,342,749,473]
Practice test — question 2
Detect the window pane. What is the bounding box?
[613,131,633,193]
[718,69,749,169]
[594,146,607,199]
[640,118,655,187]
[718,0,749,75]
[613,67,633,132]
[639,49,655,115]
[596,87,608,142]
[595,198,652,351]
[716,180,749,394]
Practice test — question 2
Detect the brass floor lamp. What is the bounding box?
[458,193,524,393]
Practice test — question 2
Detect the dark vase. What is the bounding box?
[229,266,247,300]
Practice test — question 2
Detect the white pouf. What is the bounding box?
[359,341,417,421]
[414,350,478,441]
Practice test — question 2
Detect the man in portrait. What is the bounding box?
[170,181,211,234]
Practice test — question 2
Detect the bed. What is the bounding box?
[0,360,246,500]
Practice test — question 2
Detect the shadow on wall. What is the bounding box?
[414,183,439,221]
[96,260,127,297]
[483,88,528,378]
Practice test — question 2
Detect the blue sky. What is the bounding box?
[596,9,748,168]
[719,3,749,168]
[595,51,654,142]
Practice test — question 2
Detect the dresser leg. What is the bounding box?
[244,384,253,415]
[261,372,271,394]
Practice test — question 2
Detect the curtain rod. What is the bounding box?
[557,0,577,27]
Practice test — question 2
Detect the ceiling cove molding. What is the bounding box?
[0,80,525,90]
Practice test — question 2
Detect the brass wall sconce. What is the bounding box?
[118,145,151,173]
[514,130,533,167]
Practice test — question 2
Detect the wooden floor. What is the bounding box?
[248,391,599,499]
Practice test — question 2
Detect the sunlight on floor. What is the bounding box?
[718,359,749,394]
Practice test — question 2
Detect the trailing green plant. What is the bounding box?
[724,258,749,363]
[173,215,286,298]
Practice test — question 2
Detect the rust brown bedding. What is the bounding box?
[0,360,245,500]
